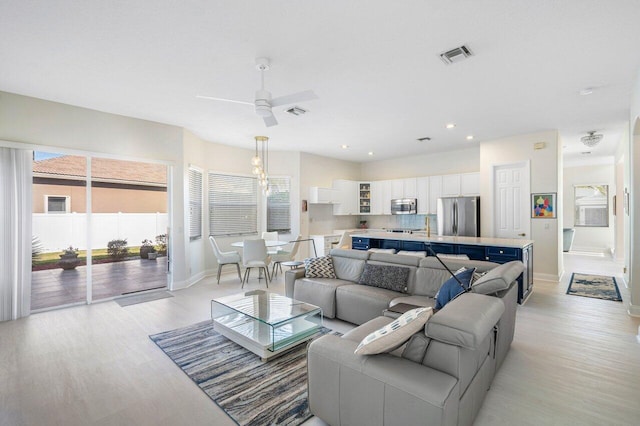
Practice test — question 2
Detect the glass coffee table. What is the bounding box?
[211,290,323,361]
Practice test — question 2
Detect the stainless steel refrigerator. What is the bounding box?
[436,196,480,237]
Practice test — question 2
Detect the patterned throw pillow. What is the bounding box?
[358,263,410,293]
[354,307,433,355]
[304,256,337,278]
[434,267,476,310]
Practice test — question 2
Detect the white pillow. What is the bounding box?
[354,307,433,355]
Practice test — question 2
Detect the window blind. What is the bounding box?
[267,177,291,233]
[188,168,203,240]
[209,173,257,236]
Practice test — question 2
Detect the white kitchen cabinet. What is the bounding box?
[311,234,341,257]
[370,181,384,215]
[460,172,480,196]
[381,180,392,215]
[358,182,371,214]
[428,175,442,215]
[390,179,404,199]
[416,177,430,214]
[403,178,417,198]
[441,174,461,197]
[332,179,358,215]
[309,187,338,204]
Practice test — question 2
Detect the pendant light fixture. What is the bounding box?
[252,136,271,195]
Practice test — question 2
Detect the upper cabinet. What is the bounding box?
[370,181,383,215]
[332,179,358,215]
[358,182,371,214]
[390,178,417,199]
[309,186,338,204]
[460,172,480,196]
[416,177,430,214]
[441,174,461,197]
[428,175,442,215]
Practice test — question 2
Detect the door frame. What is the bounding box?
[491,160,531,239]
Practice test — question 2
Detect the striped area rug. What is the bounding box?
[567,273,622,302]
[150,320,337,426]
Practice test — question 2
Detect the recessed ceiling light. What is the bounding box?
[341,144,349,149]
[446,123,456,129]
[579,88,594,96]
[466,135,474,140]
[368,151,374,156]
[581,151,592,155]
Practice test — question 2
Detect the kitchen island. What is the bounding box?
[350,231,534,304]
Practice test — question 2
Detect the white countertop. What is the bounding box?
[350,231,533,249]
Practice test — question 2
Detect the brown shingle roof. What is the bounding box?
[33,156,167,186]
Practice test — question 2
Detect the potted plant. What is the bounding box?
[58,246,80,270]
[139,239,157,259]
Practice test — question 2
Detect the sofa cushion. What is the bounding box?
[434,268,475,310]
[401,332,432,364]
[413,257,498,297]
[472,261,524,295]
[358,263,410,293]
[330,249,369,281]
[304,256,336,278]
[336,284,403,325]
[293,277,351,318]
[354,307,433,355]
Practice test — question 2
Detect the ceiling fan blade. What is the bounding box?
[196,95,254,106]
[270,90,318,107]
[263,114,278,127]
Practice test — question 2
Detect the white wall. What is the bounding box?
[0,91,188,288]
[629,67,640,316]
[563,164,615,253]
[359,147,480,180]
[480,130,562,281]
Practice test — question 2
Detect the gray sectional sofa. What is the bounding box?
[284,248,525,426]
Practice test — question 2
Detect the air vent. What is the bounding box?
[440,45,473,64]
[417,137,431,142]
[286,106,307,116]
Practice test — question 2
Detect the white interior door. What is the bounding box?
[494,162,531,239]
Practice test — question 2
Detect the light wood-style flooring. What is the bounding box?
[1,254,639,425]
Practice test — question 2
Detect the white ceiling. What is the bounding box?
[1,1,639,164]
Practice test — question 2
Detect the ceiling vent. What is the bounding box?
[417,136,431,142]
[440,45,473,64]
[286,106,307,116]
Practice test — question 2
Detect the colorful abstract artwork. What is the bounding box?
[531,192,556,218]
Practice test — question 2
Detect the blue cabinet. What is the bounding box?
[352,237,371,250]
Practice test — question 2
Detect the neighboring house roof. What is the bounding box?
[33,156,167,187]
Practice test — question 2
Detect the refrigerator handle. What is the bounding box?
[453,200,458,235]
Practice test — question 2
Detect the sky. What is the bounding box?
[34,151,64,161]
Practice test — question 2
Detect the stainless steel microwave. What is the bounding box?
[391,198,417,215]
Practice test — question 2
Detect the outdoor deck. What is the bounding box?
[31,257,168,310]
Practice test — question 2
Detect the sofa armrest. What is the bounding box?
[426,293,504,350]
[284,267,305,298]
[308,334,459,426]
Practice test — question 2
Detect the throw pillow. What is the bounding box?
[358,263,410,293]
[434,267,476,310]
[304,256,337,279]
[354,307,433,355]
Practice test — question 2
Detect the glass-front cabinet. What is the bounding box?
[359,182,371,214]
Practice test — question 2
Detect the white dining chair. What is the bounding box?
[271,234,302,277]
[242,239,272,288]
[337,231,353,250]
[208,236,242,284]
[261,231,281,254]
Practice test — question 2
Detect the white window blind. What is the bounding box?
[188,167,203,240]
[267,177,291,233]
[209,173,257,236]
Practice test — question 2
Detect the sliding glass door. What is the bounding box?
[31,152,169,311]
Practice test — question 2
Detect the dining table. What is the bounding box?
[230,240,289,248]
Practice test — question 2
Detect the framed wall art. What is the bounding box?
[531,193,557,218]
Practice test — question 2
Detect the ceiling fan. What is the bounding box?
[197,57,318,127]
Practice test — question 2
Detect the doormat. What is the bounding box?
[567,273,622,302]
[149,320,338,426]
[116,291,173,307]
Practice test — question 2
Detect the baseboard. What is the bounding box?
[533,272,561,283]
[171,270,209,291]
[569,245,611,255]
[628,302,640,318]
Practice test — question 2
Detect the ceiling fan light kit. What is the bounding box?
[581,131,603,147]
[197,57,318,127]
[252,136,271,195]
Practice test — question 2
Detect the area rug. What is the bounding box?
[149,320,337,426]
[567,273,622,302]
[116,290,173,307]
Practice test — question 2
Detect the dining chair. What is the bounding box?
[271,234,302,277]
[261,231,281,254]
[242,239,272,288]
[336,231,353,250]
[208,236,242,284]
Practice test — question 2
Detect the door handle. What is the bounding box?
[518,233,526,237]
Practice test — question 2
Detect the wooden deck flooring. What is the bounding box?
[31,257,168,310]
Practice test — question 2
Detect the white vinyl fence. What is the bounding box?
[33,213,168,252]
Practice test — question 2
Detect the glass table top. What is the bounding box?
[211,290,320,326]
